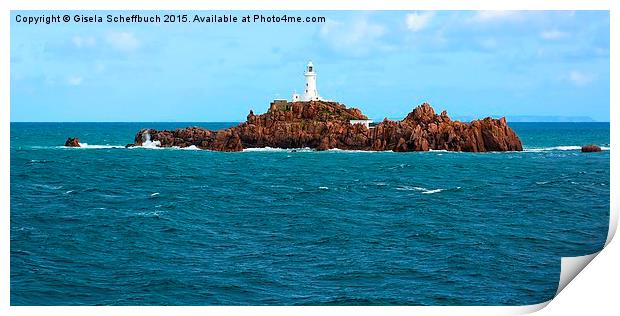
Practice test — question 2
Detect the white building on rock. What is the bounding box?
[292,61,324,102]
[284,61,374,128]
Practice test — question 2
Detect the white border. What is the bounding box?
[2,1,616,315]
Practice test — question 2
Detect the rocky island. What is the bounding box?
[127,101,523,152]
[67,62,524,152]
[64,137,81,147]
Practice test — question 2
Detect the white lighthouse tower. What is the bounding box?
[303,61,319,101]
[292,61,323,102]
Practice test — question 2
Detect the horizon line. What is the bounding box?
[9,120,610,123]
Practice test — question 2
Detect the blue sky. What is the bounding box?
[10,10,610,122]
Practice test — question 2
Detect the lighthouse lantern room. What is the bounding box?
[293,61,323,102]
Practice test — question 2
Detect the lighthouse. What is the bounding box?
[292,61,323,102]
[303,61,319,101]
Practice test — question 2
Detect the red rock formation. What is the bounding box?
[130,101,523,152]
[581,145,602,152]
[64,137,81,147]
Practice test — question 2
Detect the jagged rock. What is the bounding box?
[64,137,80,147]
[129,101,523,152]
[581,145,602,152]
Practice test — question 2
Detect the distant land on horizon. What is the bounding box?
[9,115,604,123]
[451,115,599,123]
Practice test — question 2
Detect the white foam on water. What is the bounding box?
[167,145,201,150]
[318,186,329,190]
[57,132,201,150]
[128,143,205,150]
[181,145,200,150]
[427,149,465,154]
[136,211,163,217]
[150,192,160,197]
[523,145,610,152]
[128,130,164,149]
[139,139,162,149]
[61,143,124,149]
[243,147,314,152]
[525,146,581,152]
[325,148,386,153]
[124,141,161,150]
[396,185,450,194]
[421,188,444,194]
[29,159,50,163]
[60,142,160,149]
[396,186,425,191]
[51,140,610,153]
[243,147,287,152]
[33,184,63,190]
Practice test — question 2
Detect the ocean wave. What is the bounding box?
[523,145,610,152]
[28,159,52,164]
[395,185,461,194]
[179,145,200,150]
[395,186,427,191]
[135,211,164,218]
[131,144,201,150]
[138,131,162,149]
[135,139,162,149]
[79,143,125,149]
[326,148,388,153]
[47,143,610,153]
[127,143,202,150]
[58,143,125,149]
[55,143,201,150]
[421,189,444,194]
[242,147,392,153]
[242,147,314,152]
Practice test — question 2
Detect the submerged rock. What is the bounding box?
[64,137,80,147]
[130,101,523,152]
[581,145,602,152]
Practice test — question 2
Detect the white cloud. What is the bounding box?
[67,75,83,86]
[540,29,568,40]
[105,31,140,53]
[470,11,522,23]
[319,16,386,54]
[405,12,434,32]
[568,70,593,86]
[72,36,96,48]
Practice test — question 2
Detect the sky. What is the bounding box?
[10,10,610,122]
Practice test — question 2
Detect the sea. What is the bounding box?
[10,122,610,306]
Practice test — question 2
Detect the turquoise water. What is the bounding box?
[10,122,610,305]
